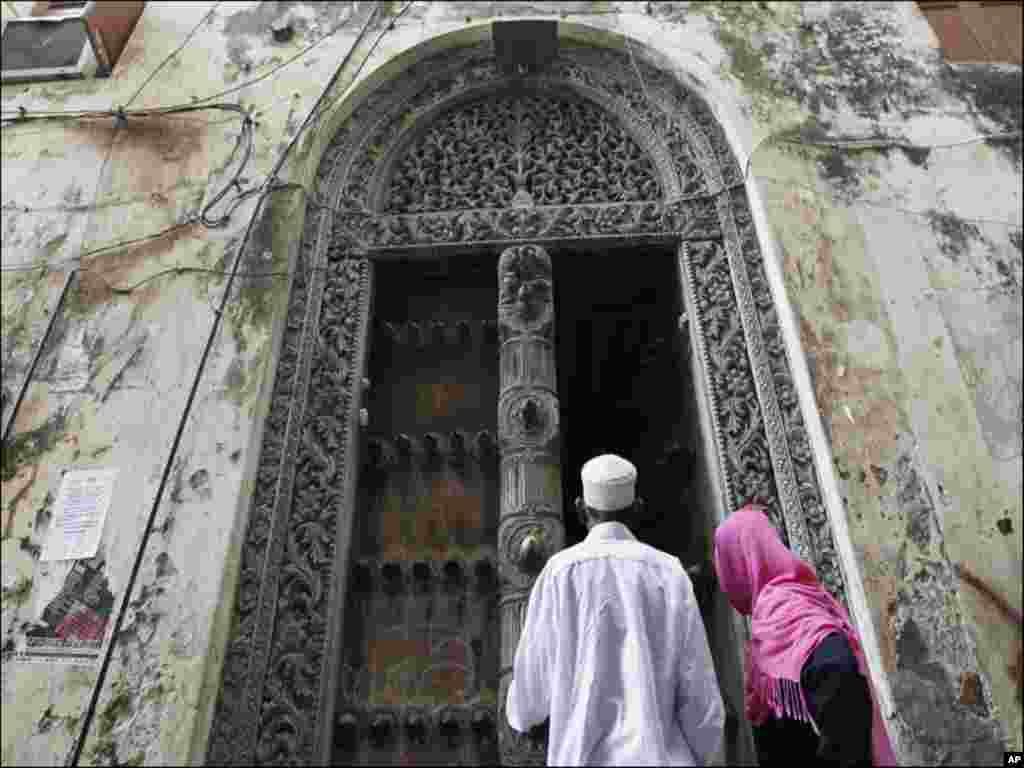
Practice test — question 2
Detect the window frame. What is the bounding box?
[1,1,145,84]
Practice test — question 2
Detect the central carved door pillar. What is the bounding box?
[496,244,564,765]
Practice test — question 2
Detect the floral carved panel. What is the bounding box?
[336,198,721,251]
[384,94,662,213]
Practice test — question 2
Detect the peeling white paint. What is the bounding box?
[49,328,91,394]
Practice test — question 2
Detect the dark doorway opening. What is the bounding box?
[554,245,705,568]
[554,243,756,764]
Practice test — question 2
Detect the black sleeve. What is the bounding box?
[800,632,874,767]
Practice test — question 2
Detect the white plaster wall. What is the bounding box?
[2,2,1020,764]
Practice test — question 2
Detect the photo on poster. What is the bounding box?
[13,555,114,664]
[5,468,119,664]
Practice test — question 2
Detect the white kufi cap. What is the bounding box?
[581,454,637,512]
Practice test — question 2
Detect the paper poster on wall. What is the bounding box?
[13,555,115,665]
[41,468,118,562]
[6,469,120,665]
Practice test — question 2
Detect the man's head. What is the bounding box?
[576,454,642,530]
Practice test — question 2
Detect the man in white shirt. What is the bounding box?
[506,454,725,766]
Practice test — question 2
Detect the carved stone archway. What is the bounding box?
[207,37,847,766]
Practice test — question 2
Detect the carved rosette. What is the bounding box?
[497,244,563,765]
[499,390,560,452]
[498,505,564,591]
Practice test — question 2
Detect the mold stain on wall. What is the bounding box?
[758,93,1019,751]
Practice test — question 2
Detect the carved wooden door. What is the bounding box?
[334,247,562,766]
[336,256,503,765]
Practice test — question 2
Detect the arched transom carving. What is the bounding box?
[324,43,739,249]
[383,93,662,213]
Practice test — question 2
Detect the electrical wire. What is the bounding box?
[3,4,1019,292]
[625,23,656,113]
[1,0,364,126]
[1,178,210,216]
[3,170,1020,284]
[1,222,196,273]
[783,132,1022,150]
[0,272,74,446]
[2,0,418,126]
[197,109,257,228]
[744,129,1023,181]
[2,4,1019,261]
[78,107,123,265]
[623,32,1022,228]
[187,5,372,107]
[753,174,1023,229]
[98,265,302,294]
[125,2,223,108]
[1,182,310,277]
[1,0,415,265]
[6,156,1020,283]
[1,103,257,276]
[0,116,255,277]
[4,0,406,291]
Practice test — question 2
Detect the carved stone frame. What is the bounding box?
[207,40,846,766]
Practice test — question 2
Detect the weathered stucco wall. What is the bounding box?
[719,2,1023,760]
[2,1,1020,765]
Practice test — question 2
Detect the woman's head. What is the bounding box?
[713,505,817,615]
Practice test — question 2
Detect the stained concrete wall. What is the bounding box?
[1,2,1020,765]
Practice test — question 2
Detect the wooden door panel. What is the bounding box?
[335,258,501,765]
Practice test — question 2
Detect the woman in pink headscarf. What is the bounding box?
[713,504,898,766]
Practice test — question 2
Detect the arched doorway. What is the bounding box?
[207,34,848,766]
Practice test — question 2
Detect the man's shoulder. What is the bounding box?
[544,537,685,578]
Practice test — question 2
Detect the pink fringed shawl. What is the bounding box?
[713,506,898,766]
